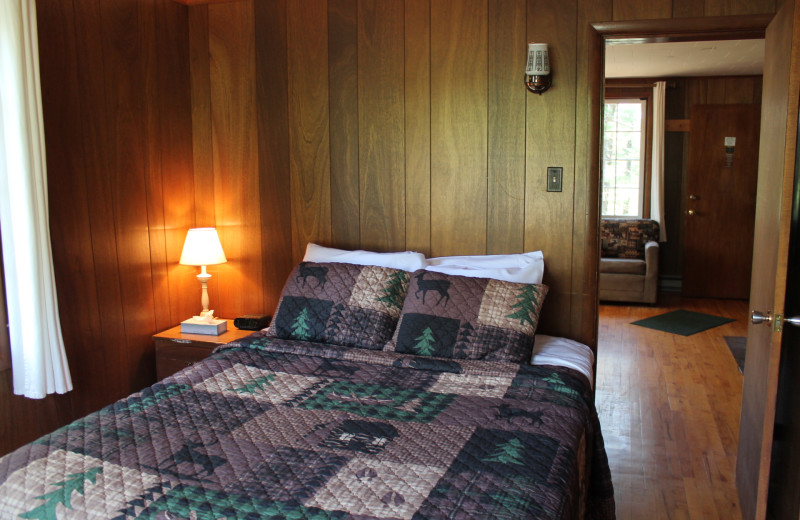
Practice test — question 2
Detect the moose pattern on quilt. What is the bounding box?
[267,262,410,350]
[387,270,548,363]
[0,337,615,520]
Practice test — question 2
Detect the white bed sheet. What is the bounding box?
[531,335,596,388]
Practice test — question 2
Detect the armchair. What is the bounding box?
[598,219,660,304]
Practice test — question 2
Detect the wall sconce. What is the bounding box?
[525,43,551,95]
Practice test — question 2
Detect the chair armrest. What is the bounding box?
[643,241,659,303]
[644,241,659,274]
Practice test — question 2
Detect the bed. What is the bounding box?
[0,254,615,519]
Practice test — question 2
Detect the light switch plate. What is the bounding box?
[547,167,563,192]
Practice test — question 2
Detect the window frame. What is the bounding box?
[602,85,654,219]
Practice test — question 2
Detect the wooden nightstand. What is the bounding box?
[153,320,256,380]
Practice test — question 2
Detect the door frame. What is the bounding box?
[586,10,773,516]
[587,13,772,310]
[585,15,771,326]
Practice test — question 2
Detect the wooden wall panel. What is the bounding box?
[255,0,294,314]
[673,0,705,17]
[74,0,130,407]
[525,0,578,337]
[358,0,406,251]
[575,0,612,346]
[613,0,672,20]
[157,0,198,327]
[487,0,526,255]
[430,0,488,257]
[208,1,263,319]
[189,6,214,227]
[287,0,332,262]
[404,0,432,255]
[613,0,776,19]
[143,1,172,337]
[103,0,160,390]
[704,0,777,16]
[0,370,72,458]
[329,0,361,250]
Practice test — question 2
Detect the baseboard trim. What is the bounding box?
[659,275,682,293]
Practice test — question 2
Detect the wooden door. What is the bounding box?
[683,104,761,299]
[765,164,800,520]
[736,0,800,518]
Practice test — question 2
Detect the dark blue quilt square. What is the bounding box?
[395,313,460,357]
[274,296,333,341]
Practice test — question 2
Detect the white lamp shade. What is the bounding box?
[525,43,550,75]
[179,228,227,266]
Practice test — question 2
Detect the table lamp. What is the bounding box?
[179,228,228,334]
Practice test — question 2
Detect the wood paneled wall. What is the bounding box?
[0,0,777,457]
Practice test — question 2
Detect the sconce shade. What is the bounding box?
[179,228,227,266]
[525,42,552,95]
[525,43,550,75]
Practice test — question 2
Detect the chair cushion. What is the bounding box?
[600,257,646,275]
[600,219,660,259]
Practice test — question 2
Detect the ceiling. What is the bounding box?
[605,39,765,78]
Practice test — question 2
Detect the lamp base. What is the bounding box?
[180,318,228,335]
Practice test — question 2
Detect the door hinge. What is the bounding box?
[774,314,784,332]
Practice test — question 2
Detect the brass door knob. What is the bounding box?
[687,210,695,216]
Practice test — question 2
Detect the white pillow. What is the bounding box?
[425,251,544,284]
[303,243,427,272]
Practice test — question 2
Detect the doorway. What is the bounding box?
[590,13,773,519]
[601,35,766,301]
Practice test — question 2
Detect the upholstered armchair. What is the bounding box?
[598,219,660,304]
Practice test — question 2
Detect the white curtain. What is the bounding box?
[651,81,667,241]
[0,0,72,398]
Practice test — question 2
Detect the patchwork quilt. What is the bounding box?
[0,335,615,519]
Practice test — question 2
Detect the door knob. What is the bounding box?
[786,316,800,328]
[752,310,772,325]
[687,210,695,216]
[689,194,698,200]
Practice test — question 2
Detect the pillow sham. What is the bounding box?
[267,262,410,350]
[303,243,427,272]
[425,250,544,284]
[386,269,548,362]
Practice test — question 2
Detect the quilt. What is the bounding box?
[0,334,615,519]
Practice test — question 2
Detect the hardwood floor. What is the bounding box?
[596,295,749,519]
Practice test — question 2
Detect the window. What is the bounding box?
[602,98,650,217]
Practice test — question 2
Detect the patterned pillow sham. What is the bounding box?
[266,262,410,350]
[386,269,548,362]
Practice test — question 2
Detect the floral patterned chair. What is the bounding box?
[599,218,660,304]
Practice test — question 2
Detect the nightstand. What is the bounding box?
[153,319,256,380]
